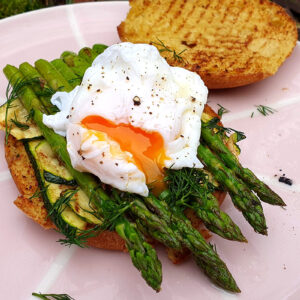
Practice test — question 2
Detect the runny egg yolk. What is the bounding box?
[81,115,169,194]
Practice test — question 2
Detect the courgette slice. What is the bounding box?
[0,98,42,140]
[69,189,102,224]
[24,139,87,232]
[35,141,74,182]
[26,139,102,225]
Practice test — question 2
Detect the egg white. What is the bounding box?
[43,42,208,196]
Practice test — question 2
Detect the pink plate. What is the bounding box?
[0,2,300,299]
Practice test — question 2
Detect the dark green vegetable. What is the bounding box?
[144,192,240,293]
[201,125,285,206]
[197,144,267,235]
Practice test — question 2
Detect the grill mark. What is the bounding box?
[169,0,186,27]
[156,0,177,23]
[173,0,190,34]
[187,3,206,43]
[175,3,197,35]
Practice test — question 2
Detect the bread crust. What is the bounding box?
[4,105,226,258]
[118,0,298,89]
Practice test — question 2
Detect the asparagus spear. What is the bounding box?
[18,62,58,115]
[144,193,240,293]
[201,125,285,206]
[35,59,73,92]
[3,64,162,292]
[60,51,90,77]
[198,144,267,235]
[51,59,81,88]
[78,47,99,64]
[92,43,108,55]
[117,193,181,249]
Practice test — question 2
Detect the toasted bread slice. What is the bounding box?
[5,135,127,251]
[118,0,298,89]
[4,105,226,260]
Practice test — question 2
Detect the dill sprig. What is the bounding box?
[48,189,78,216]
[165,168,215,207]
[203,117,246,142]
[217,104,230,117]
[26,108,35,122]
[32,292,74,300]
[10,111,30,130]
[57,188,131,247]
[151,38,187,63]
[255,104,277,116]
[47,188,98,248]
[29,185,49,200]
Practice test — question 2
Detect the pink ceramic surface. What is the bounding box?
[0,2,299,299]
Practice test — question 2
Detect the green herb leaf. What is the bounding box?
[217,104,229,117]
[151,38,187,63]
[255,105,277,116]
[29,185,49,200]
[48,189,79,216]
[10,112,30,130]
[32,292,75,300]
[165,168,215,208]
[26,108,35,122]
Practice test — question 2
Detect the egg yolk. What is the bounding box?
[81,115,169,194]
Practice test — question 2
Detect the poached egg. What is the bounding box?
[43,43,208,196]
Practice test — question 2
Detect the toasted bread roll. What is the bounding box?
[118,0,298,89]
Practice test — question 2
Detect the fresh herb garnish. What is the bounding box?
[203,117,246,142]
[48,189,79,216]
[26,108,35,122]
[217,104,229,117]
[32,292,74,300]
[57,187,131,247]
[29,185,49,200]
[151,38,187,63]
[10,112,30,130]
[256,105,277,116]
[165,168,215,207]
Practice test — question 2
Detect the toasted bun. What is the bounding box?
[5,105,226,260]
[118,0,298,89]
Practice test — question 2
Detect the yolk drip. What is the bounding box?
[81,115,169,194]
